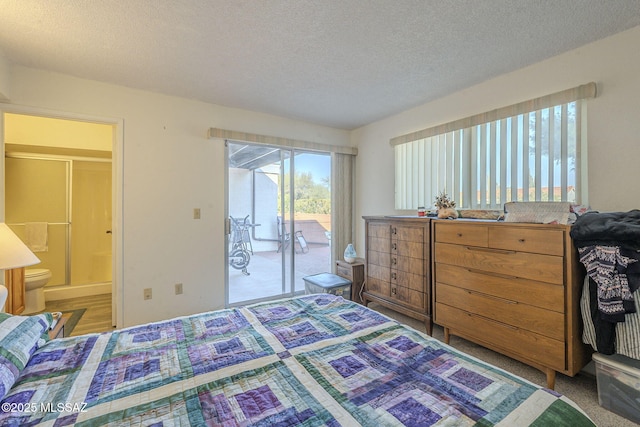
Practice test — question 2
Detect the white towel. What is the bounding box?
[25,222,48,252]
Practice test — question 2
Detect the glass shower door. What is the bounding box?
[5,156,70,286]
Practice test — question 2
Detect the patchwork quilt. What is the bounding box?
[0,295,594,426]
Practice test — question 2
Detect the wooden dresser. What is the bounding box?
[363,216,432,334]
[432,219,588,389]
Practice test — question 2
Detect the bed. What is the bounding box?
[0,294,594,426]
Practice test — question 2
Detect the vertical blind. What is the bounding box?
[392,83,595,210]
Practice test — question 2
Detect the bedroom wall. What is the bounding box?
[2,66,351,327]
[352,25,640,254]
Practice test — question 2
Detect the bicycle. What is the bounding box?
[229,215,252,275]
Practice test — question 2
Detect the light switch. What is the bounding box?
[193,208,201,219]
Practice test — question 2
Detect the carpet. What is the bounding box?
[61,308,86,336]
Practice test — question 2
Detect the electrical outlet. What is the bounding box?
[143,288,152,300]
[193,208,201,219]
[175,283,183,295]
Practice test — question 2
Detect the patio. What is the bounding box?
[228,242,331,305]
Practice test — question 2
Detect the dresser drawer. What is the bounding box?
[392,239,424,259]
[392,255,425,275]
[434,263,564,312]
[368,236,391,254]
[391,285,425,310]
[392,269,424,292]
[436,303,565,371]
[367,263,390,282]
[336,264,353,280]
[489,227,564,256]
[368,222,391,239]
[393,225,424,242]
[436,283,564,340]
[435,222,488,247]
[367,249,391,268]
[367,277,390,297]
[434,242,564,284]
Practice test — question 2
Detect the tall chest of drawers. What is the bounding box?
[432,219,589,389]
[363,216,432,334]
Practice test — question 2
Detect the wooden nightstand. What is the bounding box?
[48,313,71,340]
[336,258,365,304]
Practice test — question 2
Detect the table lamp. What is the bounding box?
[0,223,40,312]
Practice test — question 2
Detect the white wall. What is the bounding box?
[3,66,350,327]
[352,25,640,252]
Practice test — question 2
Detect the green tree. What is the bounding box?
[278,171,331,214]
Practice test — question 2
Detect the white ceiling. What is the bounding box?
[1,1,639,130]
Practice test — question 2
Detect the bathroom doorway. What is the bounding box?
[2,112,117,324]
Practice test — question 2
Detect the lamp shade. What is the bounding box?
[0,223,40,270]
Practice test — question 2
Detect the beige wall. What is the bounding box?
[352,25,640,253]
[5,113,112,152]
[2,66,351,327]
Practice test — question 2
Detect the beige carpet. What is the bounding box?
[368,303,638,427]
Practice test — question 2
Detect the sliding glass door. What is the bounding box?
[226,141,331,306]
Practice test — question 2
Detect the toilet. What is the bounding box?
[23,269,51,314]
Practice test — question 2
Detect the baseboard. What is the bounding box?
[44,282,111,301]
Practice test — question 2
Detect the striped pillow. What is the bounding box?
[0,312,53,400]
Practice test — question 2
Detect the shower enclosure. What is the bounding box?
[5,154,112,291]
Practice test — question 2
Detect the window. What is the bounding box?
[393,84,595,210]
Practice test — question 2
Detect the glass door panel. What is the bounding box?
[227,142,291,304]
[226,143,331,306]
[290,151,332,293]
[5,157,69,286]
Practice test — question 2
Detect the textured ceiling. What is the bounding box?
[1,1,639,130]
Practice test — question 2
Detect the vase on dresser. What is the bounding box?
[344,243,357,263]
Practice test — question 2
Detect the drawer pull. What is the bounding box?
[391,287,397,295]
[519,238,526,243]
[464,311,518,330]
[392,227,397,235]
[466,268,519,281]
[466,246,516,255]
[391,272,397,280]
[392,243,397,251]
[457,233,463,237]
[467,289,517,304]
[392,258,397,265]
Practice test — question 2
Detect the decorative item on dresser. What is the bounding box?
[343,243,357,263]
[431,219,590,389]
[362,216,432,334]
[434,190,459,219]
[336,258,365,304]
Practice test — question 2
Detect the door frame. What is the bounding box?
[0,104,124,328]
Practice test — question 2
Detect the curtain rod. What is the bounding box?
[208,128,357,156]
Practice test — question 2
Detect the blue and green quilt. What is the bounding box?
[0,295,594,426]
